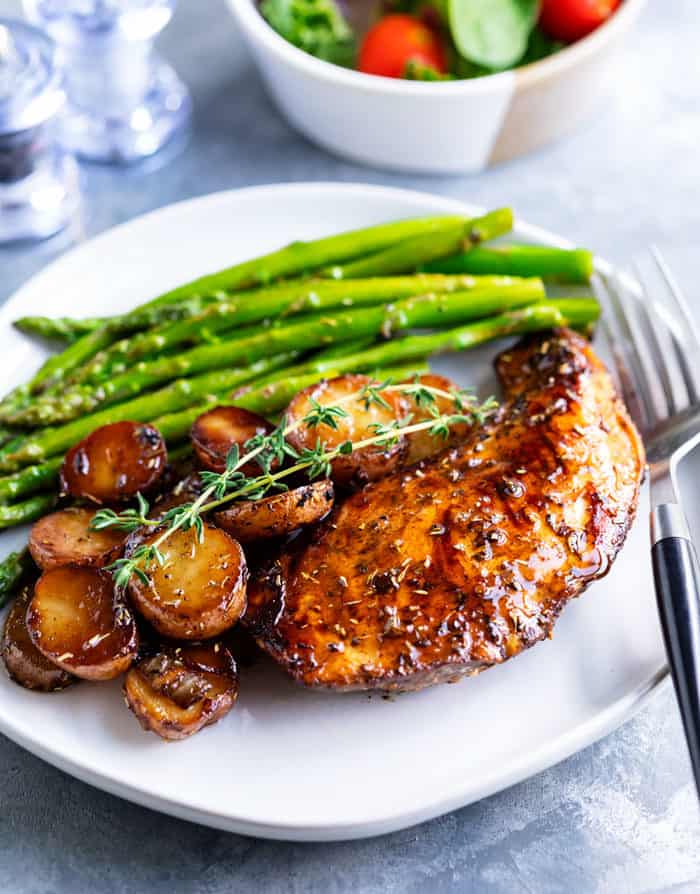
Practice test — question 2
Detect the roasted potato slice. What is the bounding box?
[285,374,407,488]
[29,507,125,571]
[397,374,472,465]
[215,481,334,544]
[124,641,239,741]
[1,586,75,692]
[27,566,138,681]
[148,473,204,520]
[60,421,167,504]
[127,523,247,640]
[191,406,275,475]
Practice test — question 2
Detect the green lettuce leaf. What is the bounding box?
[260,0,357,68]
[447,0,539,69]
[403,59,455,80]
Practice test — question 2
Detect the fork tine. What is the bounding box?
[632,262,680,417]
[593,271,654,431]
[611,270,674,424]
[651,246,700,405]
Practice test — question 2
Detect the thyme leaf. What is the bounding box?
[99,379,498,589]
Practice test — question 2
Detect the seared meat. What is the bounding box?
[244,329,645,692]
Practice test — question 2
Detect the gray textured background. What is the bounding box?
[1,1,699,891]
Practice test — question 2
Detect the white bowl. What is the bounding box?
[229,0,647,175]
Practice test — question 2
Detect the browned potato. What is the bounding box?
[127,523,247,640]
[29,507,125,571]
[27,566,138,680]
[397,374,472,465]
[60,421,167,504]
[191,406,275,475]
[1,586,75,692]
[148,473,204,520]
[124,641,239,741]
[285,374,407,488]
[215,481,334,544]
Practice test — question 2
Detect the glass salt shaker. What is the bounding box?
[24,1,191,163]
[0,18,79,243]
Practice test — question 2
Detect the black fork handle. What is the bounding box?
[652,504,700,796]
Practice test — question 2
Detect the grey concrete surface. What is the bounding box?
[1,1,699,891]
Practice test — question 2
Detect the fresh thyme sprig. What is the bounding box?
[91,378,497,590]
[90,493,152,533]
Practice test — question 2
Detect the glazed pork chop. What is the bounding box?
[244,328,645,692]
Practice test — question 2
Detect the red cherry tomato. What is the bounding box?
[539,0,621,43]
[358,14,447,79]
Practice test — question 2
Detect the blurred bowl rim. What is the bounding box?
[232,0,648,95]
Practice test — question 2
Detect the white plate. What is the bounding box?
[0,183,666,841]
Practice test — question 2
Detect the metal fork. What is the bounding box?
[595,249,700,795]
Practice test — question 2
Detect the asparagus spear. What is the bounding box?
[4,215,468,402]
[167,442,194,463]
[0,437,23,460]
[0,341,438,504]
[6,326,291,428]
[0,337,375,502]
[129,216,470,311]
[152,297,598,443]
[17,281,545,426]
[0,327,136,412]
[313,337,378,360]
[0,357,434,493]
[0,339,410,512]
[0,361,432,503]
[0,296,599,527]
[13,296,210,345]
[6,213,512,417]
[0,353,298,471]
[252,299,601,388]
[0,493,58,531]
[16,269,515,358]
[423,244,594,283]
[321,225,465,280]
[161,292,571,444]
[39,214,468,351]
[60,274,520,389]
[0,456,63,504]
[0,387,32,426]
[13,316,102,342]
[152,362,432,444]
[0,426,21,449]
[0,548,33,609]
[240,361,434,410]
[0,292,598,478]
[9,298,214,405]
[21,213,501,357]
[0,438,201,508]
[327,209,514,279]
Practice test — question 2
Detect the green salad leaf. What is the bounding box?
[446,0,539,69]
[521,24,565,66]
[0,549,31,609]
[403,59,455,81]
[260,0,357,68]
